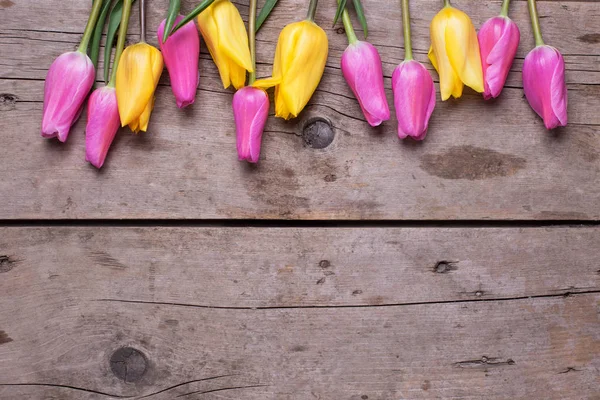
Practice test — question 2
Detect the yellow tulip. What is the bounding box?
[428,3,484,101]
[116,42,164,133]
[198,0,253,90]
[272,20,328,120]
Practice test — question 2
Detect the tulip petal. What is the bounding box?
[252,76,281,90]
[41,52,95,142]
[197,0,252,90]
[523,45,568,130]
[116,43,163,132]
[429,10,463,100]
[551,51,568,127]
[85,87,120,168]
[479,17,520,99]
[274,20,328,119]
[341,41,390,126]
[213,0,253,73]
[198,6,232,89]
[233,87,269,163]
[444,8,484,94]
[158,16,200,108]
[393,60,436,141]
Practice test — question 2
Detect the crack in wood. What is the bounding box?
[176,384,269,398]
[454,356,516,369]
[0,383,129,398]
[138,374,237,399]
[93,289,600,311]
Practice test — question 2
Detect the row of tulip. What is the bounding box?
[40,0,567,169]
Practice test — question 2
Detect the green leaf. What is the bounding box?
[170,0,215,36]
[162,0,181,43]
[104,0,136,83]
[352,0,368,38]
[332,0,347,27]
[256,0,280,32]
[90,0,113,70]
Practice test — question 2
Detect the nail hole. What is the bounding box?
[433,260,458,274]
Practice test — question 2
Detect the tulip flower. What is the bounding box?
[478,0,520,100]
[429,0,483,101]
[85,0,134,169]
[523,46,567,130]
[523,0,567,130]
[158,15,200,108]
[85,87,120,168]
[393,61,436,141]
[116,42,164,133]
[41,0,103,142]
[41,52,96,142]
[197,0,253,90]
[233,87,269,163]
[273,20,328,119]
[391,0,436,141]
[338,5,389,127]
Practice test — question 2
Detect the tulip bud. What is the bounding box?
[41,51,95,142]
[85,87,120,169]
[392,60,436,141]
[158,15,200,109]
[429,5,484,100]
[273,20,328,120]
[116,42,164,133]
[478,16,520,100]
[341,41,390,127]
[523,45,567,130]
[197,0,253,90]
[233,87,269,163]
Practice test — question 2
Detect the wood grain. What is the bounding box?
[0,227,599,399]
[0,0,598,220]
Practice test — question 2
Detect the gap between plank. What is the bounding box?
[0,219,598,228]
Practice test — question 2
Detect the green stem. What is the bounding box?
[340,5,358,44]
[307,0,318,21]
[140,0,147,42]
[248,0,257,84]
[527,0,544,46]
[78,0,104,53]
[500,0,511,17]
[108,0,133,87]
[401,0,412,60]
[443,0,451,7]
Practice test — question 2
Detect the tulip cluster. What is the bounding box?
[425,0,566,130]
[40,0,569,171]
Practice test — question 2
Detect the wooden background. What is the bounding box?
[0,0,599,398]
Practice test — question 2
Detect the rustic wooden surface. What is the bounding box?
[0,0,599,398]
[0,0,598,219]
[0,227,599,399]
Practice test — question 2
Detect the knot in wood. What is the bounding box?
[0,93,17,111]
[110,347,147,382]
[303,118,334,149]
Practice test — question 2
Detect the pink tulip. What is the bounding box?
[158,15,200,109]
[233,87,269,163]
[41,51,95,142]
[85,87,120,169]
[523,45,567,130]
[341,41,390,127]
[392,60,436,141]
[478,16,520,100]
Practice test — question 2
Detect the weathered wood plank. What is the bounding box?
[0,0,598,220]
[1,227,599,306]
[1,77,598,220]
[1,227,599,398]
